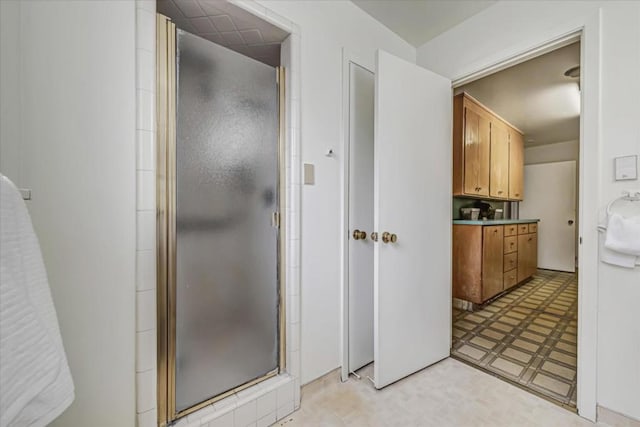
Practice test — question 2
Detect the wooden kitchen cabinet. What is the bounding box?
[453,222,538,306]
[454,95,491,197]
[482,226,504,301]
[453,93,524,201]
[489,120,509,199]
[509,129,524,200]
[518,231,538,282]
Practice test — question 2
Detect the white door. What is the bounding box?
[348,62,375,372]
[373,50,452,389]
[520,161,576,272]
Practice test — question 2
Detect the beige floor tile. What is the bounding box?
[548,351,577,367]
[520,331,546,344]
[480,328,505,341]
[561,333,577,344]
[533,318,557,328]
[555,341,577,355]
[491,357,525,376]
[470,336,497,350]
[527,324,552,335]
[512,339,540,353]
[502,347,533,364]
[532,373,571,396]
[499,316,521,326]
[465,313,485,324]
[490,322,514,333]
[541,361,576,381]
[457,344,486,360]
[455,320,476,331]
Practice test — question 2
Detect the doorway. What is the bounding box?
[450,40,581,409]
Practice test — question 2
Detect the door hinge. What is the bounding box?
[272,212,281,229]
[579,236,583,244]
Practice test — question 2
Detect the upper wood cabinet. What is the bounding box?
[489,120,509,199]
[509,129,524,200]
[453,93,524,201]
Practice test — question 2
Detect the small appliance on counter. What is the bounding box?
[460,207,480,220]
[494,209,504,220]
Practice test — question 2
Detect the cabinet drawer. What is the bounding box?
[504,236,517,254]
[504,224,517,237]
[504,253,517,272]
[504,269,518,289]
[517,224,529,235]
[529,223,538,233]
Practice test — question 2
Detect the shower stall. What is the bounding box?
[156,15,285,425]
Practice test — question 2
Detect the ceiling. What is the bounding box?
[351,0,496,47]
[457,42,581,146]
[157,0,289,66]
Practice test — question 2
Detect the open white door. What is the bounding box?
[373,50,452,389]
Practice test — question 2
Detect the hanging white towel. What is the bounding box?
[0,174,74,427]
[604,213,640,256]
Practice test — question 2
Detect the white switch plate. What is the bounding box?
[304,163,315,185]
[614,155,637,181]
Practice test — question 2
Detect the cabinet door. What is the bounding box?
[463,106,490,196]
[528,232,538,277]
[517,234,529,283]
[482,226,504,300]
[509,129,524,200]
[490,120,509,199]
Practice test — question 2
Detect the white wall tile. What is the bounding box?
[288,322,299,352]
[137,89,155,132]
[137,130,155,171]
[276,400,294,421]
[136,289,156,332]
[293,378,300,408]
[136,329,156,372]
[136,48,155,92]
[287,350,300,378]
[137,170,156,211]
[136,8,155,52]
[256,412,276,427]
[256,389,276,419]
[137,408,158,427]
[136,0,156,13]
[234,399,257,427]
[276,381,293,409]
[136,249,156,291]
[136,210,155,251]
[136,369,156,413]
[207,411,233,427]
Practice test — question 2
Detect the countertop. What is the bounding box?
[453,219,540,225]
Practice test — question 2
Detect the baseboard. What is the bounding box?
[598,405,640,427]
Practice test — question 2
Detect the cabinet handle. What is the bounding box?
[515,193,520,197]
[528,237,532,241]
[498,190,503,194]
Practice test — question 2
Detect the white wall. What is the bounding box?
[418,1,640,420]
[255,0,415,385]
[0,1,138,426]
[525,140,579,165]
[0,0,20,183]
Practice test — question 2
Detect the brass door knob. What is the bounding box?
[370,232,378,242]
[382,232,397,244]
[352,229,367,240]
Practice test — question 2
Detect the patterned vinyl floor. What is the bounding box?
[452,269,578,407]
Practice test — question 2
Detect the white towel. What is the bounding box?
[604,213,640,256]
[0,174,74,427]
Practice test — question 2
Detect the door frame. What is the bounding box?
[339,49,375,382]
[449,14,600,421]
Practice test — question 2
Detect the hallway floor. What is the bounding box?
[452,269,577,407]
[277,358,598,426]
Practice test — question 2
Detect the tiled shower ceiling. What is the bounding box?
[157,0,289,67]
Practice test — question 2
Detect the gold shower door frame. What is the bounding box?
[156,14,286,427]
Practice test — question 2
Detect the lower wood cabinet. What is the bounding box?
[453,222,538,305]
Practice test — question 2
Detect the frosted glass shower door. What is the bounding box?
[174,30,280,412]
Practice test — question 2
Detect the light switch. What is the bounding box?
[304,163,315,185]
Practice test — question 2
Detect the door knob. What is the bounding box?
[382,232,397,244]
[352,229,367,240]
[568,220,574,225]
[370,232,378,242]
